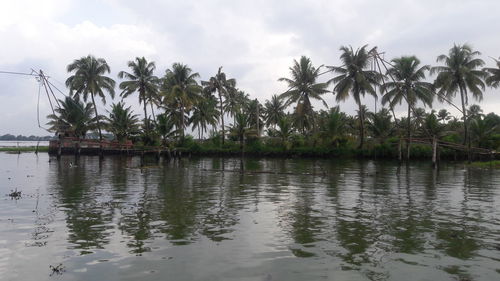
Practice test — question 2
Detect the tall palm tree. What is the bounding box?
[245,99,264,136]
[201,67,236,144]
[264,94,286,129]
[224,89,249,118]
[105,102,140,142]
[161,63,202,140]
[484,57,500,89]
[278,56,329,133]
[381,56,434,159]
[431,44,486,148]
[329,45,382,149]
[118,57,159,137]
[190,96,220,139]
[66,55,116,141]
[47,96,98,139]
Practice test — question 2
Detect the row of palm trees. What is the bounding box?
[48,43,500,154]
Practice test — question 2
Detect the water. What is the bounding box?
[1,153,500,281]
[0,141,49,147]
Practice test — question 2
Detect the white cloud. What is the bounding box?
[1,0,500,135]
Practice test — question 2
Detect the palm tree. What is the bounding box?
[190,96,220,139]
[245,99,264,136]
[437,109,451,123]
[263,94,286,129]
[468,104,483,119]
[66,55,116,141]
[118,57,159,138]
[278,56,329,133]
[321,106,347,147]
[431,44,486,148]
[224,89,249,118]
[105,102,140,142]
[156,113,179,145]
[228,111,256,150]
[470,116,497,148]
[330,45,382,149]
[484,57,500,89]
[381,56,433,159]
[276,116,294,146]
[161,63,202,140]
[47,96,98,139]
[202,67,236,144]
[366,108,393,145]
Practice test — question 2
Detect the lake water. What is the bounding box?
[1,153,500,281]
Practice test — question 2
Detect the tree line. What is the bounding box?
[47,43,500,158]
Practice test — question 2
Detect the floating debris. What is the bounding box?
[49,263,65,276]
[8,189,22,199]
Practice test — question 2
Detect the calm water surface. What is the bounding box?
[1,153,500,281]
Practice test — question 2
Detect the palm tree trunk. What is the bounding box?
[144,100,149,135]
[91,94,102,141]
[150,101,156,125]
[180,105,185,141]
[459,87,467,145]
[407,102,411,160]
[358,103,365,150]
[218,91,225,145]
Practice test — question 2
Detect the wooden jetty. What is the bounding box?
[48,138,181,158]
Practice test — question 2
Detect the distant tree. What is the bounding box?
[279,56,330,133]
[190,95,219,139]
[381,55,433,159]
[118,57,159,137]
[46,96,98,138]
[161,63,202,140]
[202,67,236,144]
[66,55,116,141]
[105,102,140,142]
[366,108,393,144]
[330,45,382,149]
[263,94,286,129]
[431,44,486,147]
[484,57,500,89]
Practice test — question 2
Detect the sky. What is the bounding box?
[1,0,499,135]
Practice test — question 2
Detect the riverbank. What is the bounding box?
[0,146,49,152]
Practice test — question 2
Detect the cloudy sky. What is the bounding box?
[1,0,499,135]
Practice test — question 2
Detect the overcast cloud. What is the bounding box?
[1,0,499,135]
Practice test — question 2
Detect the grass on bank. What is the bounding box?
[0,146,49,152]
[469,160,500,169]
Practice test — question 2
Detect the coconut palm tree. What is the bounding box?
[437,109,451,123]
[278,56,330,133]
[161,63,202,140]
[381,56,434,159]
[66,55,116,141]
[201,67,236,144]
[190,96,220,139]
[366,108,394,145]
[276,116,294,146]
[263,94,286,129]
[484,57,500,89]
[156,113,179,145]
[46,96,98,139]
[224,89,249,118]
[118,57,159,138]
[468,104,483,119]
[105,102,140,142]
[329,45,382,149]
[431,44,486,148]
[245,99,264,136]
